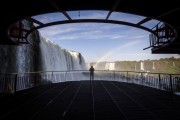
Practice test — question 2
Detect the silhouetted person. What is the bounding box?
[89,66,95,81]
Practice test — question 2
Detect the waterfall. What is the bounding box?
[104,62,115,70]
[0,36,87,73]
[68,51,87,70]
[86,63,91,69]
[140,62,144,71]
[152,61,155,70]
[39,37,87,71]
[0,45,38,74]
[109,63,115,70]
[173,62,175,67]
[94,62,106,70]
[105,63,110,70]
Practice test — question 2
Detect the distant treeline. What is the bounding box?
[90,57,180,74]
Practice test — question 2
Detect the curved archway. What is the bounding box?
[1,0,179,53]
[7,10,176,53]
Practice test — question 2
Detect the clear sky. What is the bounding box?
[33,11,180,63]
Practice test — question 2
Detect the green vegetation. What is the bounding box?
[115,57,180,74]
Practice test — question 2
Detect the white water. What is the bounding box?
[86,63,91,69]
[173,62,175,67]
[140,62,144,71]
[39,37,87,71]
[93,62,115,70]
[105,63,109,70]
[108,63,115,70]
[152,61,155,70]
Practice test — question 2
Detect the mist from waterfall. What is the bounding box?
[91,62,115,70]
[105,63,115,70]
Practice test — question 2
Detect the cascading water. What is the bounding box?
[39,36,87,71]
[105,62,115,70]
[93,62,115,70]
[86,63,91,69]
[0,35,88,92]
[152,61,155,70]
[68,51,87,70]
[0,36,87,73]
[140,62,144,71]
[173,62,175,67]
[0,44,38,74]
[109,63,115,70]
[105,63,110,70]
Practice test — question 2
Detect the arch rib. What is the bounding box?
[25,19,157,38]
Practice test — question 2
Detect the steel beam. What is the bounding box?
[48,0,72,20]
[26,18,44,25]
[25,19,157,38]
[137,17,152,25]
[9,35,26,39]
[10,27,29,32]
[156,7,180,19]
[106,0,122,20]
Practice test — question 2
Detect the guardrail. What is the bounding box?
[144,22,176,50]
[149,22,175,48]
[0,70,180,94]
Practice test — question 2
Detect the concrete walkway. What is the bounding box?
[1,81,180,120]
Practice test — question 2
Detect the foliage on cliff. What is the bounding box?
[115,57,180,74]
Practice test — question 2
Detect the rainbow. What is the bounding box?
[94,40,140,68]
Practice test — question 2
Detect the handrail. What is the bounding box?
[0,70,180,94]
[1,70,179,76]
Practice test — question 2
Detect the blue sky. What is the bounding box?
[33,11,179,63]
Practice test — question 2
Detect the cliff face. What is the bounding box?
[90,58,180,74]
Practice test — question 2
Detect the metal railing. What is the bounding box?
[0,70,180,94]
[149,22,175,48]
[144,22,176,50]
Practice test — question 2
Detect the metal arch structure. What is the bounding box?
[24,19,158,38]
[0,0,180,53]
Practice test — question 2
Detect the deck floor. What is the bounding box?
[1,80,180,120]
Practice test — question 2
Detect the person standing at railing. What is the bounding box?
[89,66,95,81]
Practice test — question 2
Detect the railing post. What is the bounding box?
[77,71,80,81]
[65,71,67,82]
[114,71,115,81]
[169,74,173,93]
[141,72,143,85]
[158,74,161,89]
[177,77,180,92]
[126,71,128,81]
[51,72,54,83]
[34,73,37,86]
[14,74,18,93]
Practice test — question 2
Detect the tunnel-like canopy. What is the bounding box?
[0,0,180,53]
